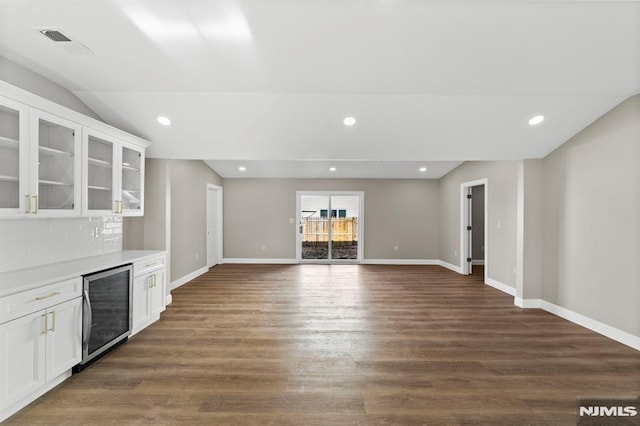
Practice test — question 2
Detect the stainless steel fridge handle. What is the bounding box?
[83,290,92,348]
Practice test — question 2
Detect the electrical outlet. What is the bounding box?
[195,253,200,260]
[394,245,399,251]
[497,221,502,229]
[261,245,266,251]
[289,218,295,224]
[454,249,458,257]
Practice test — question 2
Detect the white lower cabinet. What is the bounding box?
[0,252,166,421]
[0,297,81,420]
[0,309,46,409]
[132,256,166,336]
[45,298,82,380]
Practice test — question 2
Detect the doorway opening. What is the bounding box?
[206,183,223,268]
[460,179,487,280]
[296,191,364,263]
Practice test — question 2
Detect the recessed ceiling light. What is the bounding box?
[343,116,356,127]
[528,115,545,126]
[238,166,246,172]
[157,116,171,126]
[419,167,428,172]
[329,167,337,172]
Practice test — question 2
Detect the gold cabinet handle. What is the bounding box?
[148,275,153,288]
[114,200,119,213]
[49,311,56,333]
[118,200,123,214]
[42,313,48,335]
[32,195,38,214]
[145,262,157,268]
[25,195,31,213]
[35,291,60,301]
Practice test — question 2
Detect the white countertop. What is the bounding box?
[0,250,166,298]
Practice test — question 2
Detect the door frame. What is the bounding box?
[296,191,364,264]
[206,183,223,268]
[460,179,488,280]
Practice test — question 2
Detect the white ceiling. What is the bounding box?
[1,0,638,179]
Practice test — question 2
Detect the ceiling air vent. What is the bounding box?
[39,29,72,42]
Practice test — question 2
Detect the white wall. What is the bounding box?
[0,217,122,272]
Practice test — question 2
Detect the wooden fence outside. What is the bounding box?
[303,217,358,242]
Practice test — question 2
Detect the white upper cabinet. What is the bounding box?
[0,96,29,217]
[82,128,118,216]
[0,81,149,218]
[119,142,144,216]
[30,109,82,217]
[82,130,145,217]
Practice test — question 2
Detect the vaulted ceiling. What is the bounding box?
[1,0,638,178]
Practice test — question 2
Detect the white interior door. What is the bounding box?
[207,185,222,267]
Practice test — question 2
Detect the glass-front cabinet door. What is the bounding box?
[83,129,118,216]
[0,96,29,216]
[119,143,144,216]
[30,109,82,216]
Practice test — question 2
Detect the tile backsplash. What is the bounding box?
[0,216,122,273]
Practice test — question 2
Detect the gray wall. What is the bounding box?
[439,161,518,287]
[124,159,222,285]
[124,159,171,249]
[170,160,222,282]
[541,95,640,336]
[223,179,440,260]
[0,55,101,119]
[521,159,544,300]
[471,185,485,261]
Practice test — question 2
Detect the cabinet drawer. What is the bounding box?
[134,255,165,277]
[0,277,82,324]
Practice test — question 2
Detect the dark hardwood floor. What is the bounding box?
[6,264,640,425]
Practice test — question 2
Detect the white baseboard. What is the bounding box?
[471,259,485,265]
[165,294,173,305]
[514,297,542,308]
[363,259,440,265]
[537,301,640,351]
[485,277,516,296]
[170,266,209,290]
[439,260,463,274]
[222,258,297,264]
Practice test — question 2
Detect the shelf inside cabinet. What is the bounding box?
[122,164,140,172]
[0,175,19,183]
[0,136,20,150]
[88,185,111,191]
[39,179,73,187]
[39,146,74,158]
[87,157,113,168]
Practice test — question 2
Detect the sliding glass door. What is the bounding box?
[297,192,363,263]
